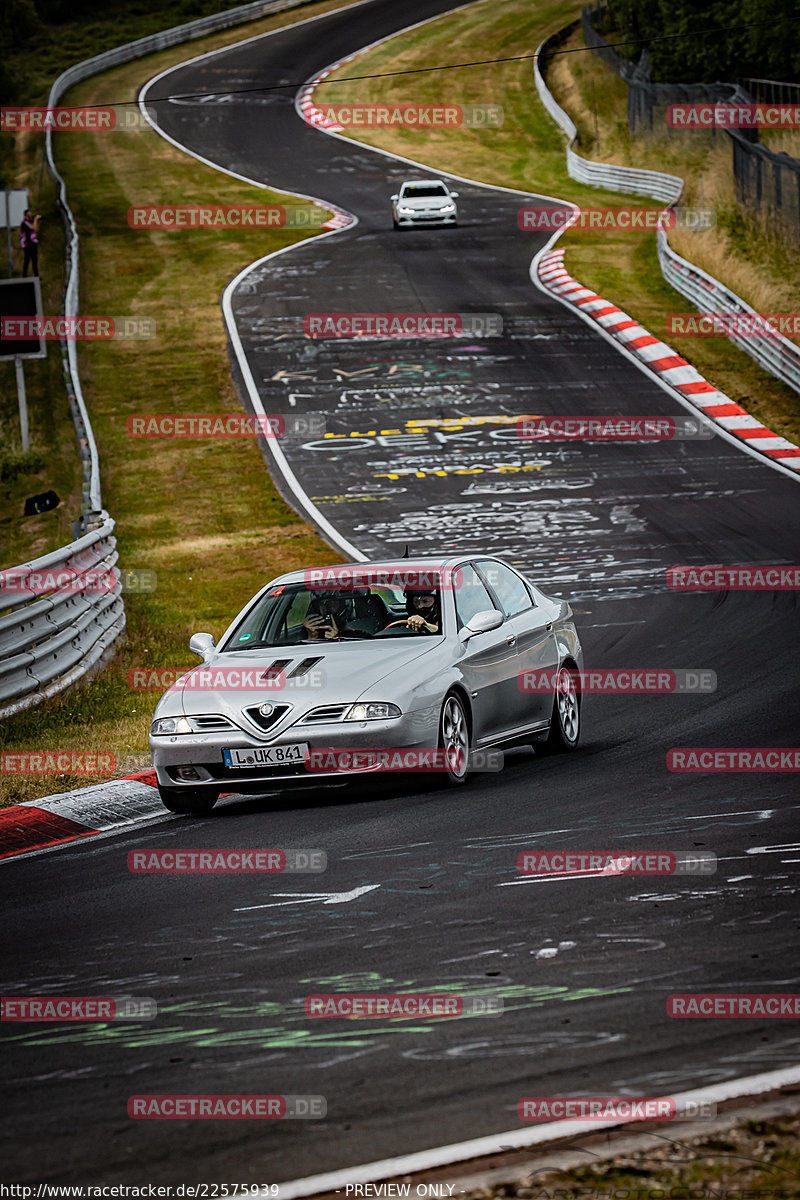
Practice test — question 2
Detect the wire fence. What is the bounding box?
[582,3,800,242]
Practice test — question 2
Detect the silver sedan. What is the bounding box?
[149,557,583,814]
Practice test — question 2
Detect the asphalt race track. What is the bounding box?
[2,0,800,1186]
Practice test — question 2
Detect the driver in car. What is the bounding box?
[402,588,441,633]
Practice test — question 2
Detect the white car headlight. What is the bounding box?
[440,204,455,212]
[344,702,401,721]
[397,206,415,215]
[151,716,193,735]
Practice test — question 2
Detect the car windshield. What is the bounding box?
[401,184,448,197]
[222,582,445,649]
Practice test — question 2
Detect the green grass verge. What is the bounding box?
[462,1113,800,1198]
[0,0,360,807]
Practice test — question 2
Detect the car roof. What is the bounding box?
[400,178,448,186]
[272,556,492,585]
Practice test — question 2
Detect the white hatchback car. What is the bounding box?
[391,179,459,228]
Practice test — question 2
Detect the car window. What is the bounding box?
[454,564,496,630]
[475,560,533,618]
[401,184,448,197]
[222,582,444,648]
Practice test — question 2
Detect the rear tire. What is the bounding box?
[159,785,219,815]
[438,692,471,786]
[538,664,581,754]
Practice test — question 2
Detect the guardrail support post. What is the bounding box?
[15,356,30,453]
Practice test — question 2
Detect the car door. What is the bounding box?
[454,563,522,746]
[474,560,559,726]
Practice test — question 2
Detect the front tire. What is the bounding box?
[159,785,219,815]
[438,692,471,786]
[539,664,581,754]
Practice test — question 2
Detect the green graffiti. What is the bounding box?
[2,980,632,1051]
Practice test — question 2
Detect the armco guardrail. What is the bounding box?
[534,28,800,396]
[2,0,316,720]
[0,522,124,715]
[657,231,800,395]
[534,26,683,204]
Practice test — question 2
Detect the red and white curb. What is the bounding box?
[296,57,363,231]
[0,772,163,861]
[537,247,800,471]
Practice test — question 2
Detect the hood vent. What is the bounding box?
[288,656,323,679]
[260,656,323,683]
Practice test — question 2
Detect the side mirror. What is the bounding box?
[450,191,459,198]
[459,609,504,642]
[390,194,399,201]
[189,632,216,661]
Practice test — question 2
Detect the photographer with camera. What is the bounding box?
[302,590,355,641]
[20,209,42,277]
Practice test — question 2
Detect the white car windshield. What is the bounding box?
[401,184,449,198]
[223,583,445,648]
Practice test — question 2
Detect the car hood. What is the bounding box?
[168,639,441,716]
[398,196,453,210]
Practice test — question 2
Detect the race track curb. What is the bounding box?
[0,772,162,862]
[536,247,800,471]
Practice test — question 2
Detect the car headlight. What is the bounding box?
[397,207,415,215]
[151,716,193,735]
[440,204,455,212]
[344,702,401,721]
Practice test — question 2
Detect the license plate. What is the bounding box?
[223,743,308,769]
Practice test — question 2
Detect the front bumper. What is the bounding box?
[395,211,457,226]
[150,707,440,790]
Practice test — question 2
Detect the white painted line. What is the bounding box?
[685,809,777,820]
[273,1066,800,1199]
[235,884,380,910]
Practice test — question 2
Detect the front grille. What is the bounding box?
[191,714,235,732]
[301,704,349,724]
[243,703,292,732]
